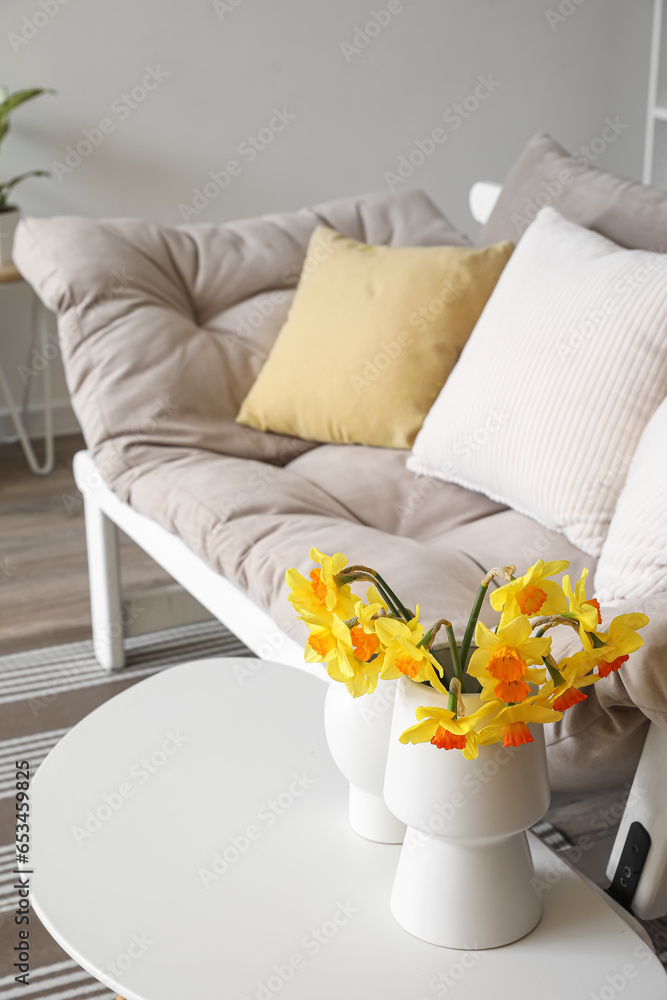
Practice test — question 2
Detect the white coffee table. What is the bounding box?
[30,658,667,999]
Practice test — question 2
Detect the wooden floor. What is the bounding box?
[0,433,171,655]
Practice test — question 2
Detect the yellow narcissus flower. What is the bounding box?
[376,609,447,695]
[477,696,562,748]
[468,617,550,705]
[546,649,602,712]
[490,559,569,624]
[301,605,381,698]
[326,651,383,698]
[594,613,649,678]
[562,568,601,643]
[350,590,387,665]
[399,702,498,760]
[285,548,356,619]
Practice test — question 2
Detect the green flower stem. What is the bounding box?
[459,582,489,672]
[444,621,463,685]
[336,570,401,618]
[418,618,462,686]
[447,689,457,715]
[374,570,414,621]
[542,655,565,687]
[339,565,413,622]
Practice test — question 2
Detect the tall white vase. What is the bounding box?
[324,680,406,844]
[384,677,550,949]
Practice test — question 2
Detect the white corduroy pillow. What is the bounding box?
[408,207,667,557]
[594,396,667,602]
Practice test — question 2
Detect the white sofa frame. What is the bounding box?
[72,183,667,924]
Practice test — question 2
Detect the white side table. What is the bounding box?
[0,261,54,475]
[30,659,667,1000]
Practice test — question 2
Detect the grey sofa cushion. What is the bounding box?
[14,188,470,490]
[478,132,667,251]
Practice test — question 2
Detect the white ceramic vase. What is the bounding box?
[0,207,20,265]
[324,679,406,844]
[384,676,550,949]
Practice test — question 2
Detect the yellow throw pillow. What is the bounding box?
[236,226,513,449]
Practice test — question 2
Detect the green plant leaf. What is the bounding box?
[0,87,55,117]
[0,169,50,208]
[0,87,55,145]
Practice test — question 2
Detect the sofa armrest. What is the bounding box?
[469,182,501,225]
[607,721,667,919]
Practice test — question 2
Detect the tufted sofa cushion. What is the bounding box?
[14,188,470,496]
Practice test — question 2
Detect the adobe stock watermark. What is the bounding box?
[229,243,335,350]
[416,950,483,999]
[531,779,649,902]
[350,271,472,394]
[177,107,296,222]
[234,620,302,682]
[50,66,169,181]
[545,0,587,31]
[241,900,359,1000]
[406,407,510,486]
[8,0,75,53]
[70,729,189,845]
[206,431,304,528]
[100,931,154,982]
[340,0,415,63]
[213,0,245,19]
[197,771,316,887]
[0,556,14,584]
[556,252,664,358]
[586,943,655,1000]
[18,266,136,389]
[452,409,510,462]
[559,449,632,532]
[509,116,628,235]
[25,603,143,717]
[405,744,522,855]
[395,475,445,521]
[357,679,397,726]
[385,75,501,190]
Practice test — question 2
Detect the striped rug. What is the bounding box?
[0,620,248,999]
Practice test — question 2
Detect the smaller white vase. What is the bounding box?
[0,207,20,265]
[324,679,406,844]
[384,677,550,949]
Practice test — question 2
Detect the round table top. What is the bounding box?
[31,658,666,1000]
[0,261,22,284]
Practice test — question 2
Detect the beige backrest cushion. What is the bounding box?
[14,189,469,496]
[478,132,667,251]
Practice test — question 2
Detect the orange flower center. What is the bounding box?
[431,726,467,750]
[307,632,334,658]
[584,598,602,625]
[494,678,531,704]
[487,646,527,682]
[502,721,534,748]
[553,686,588,712]
[598,654,628,679]
[309,569,328,605]
[517,585,547,616]
[395,654,420,679]
[350,626,379,663]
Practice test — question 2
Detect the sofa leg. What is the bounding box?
[83,496,125,670]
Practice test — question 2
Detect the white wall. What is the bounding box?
[0,0,654,441]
